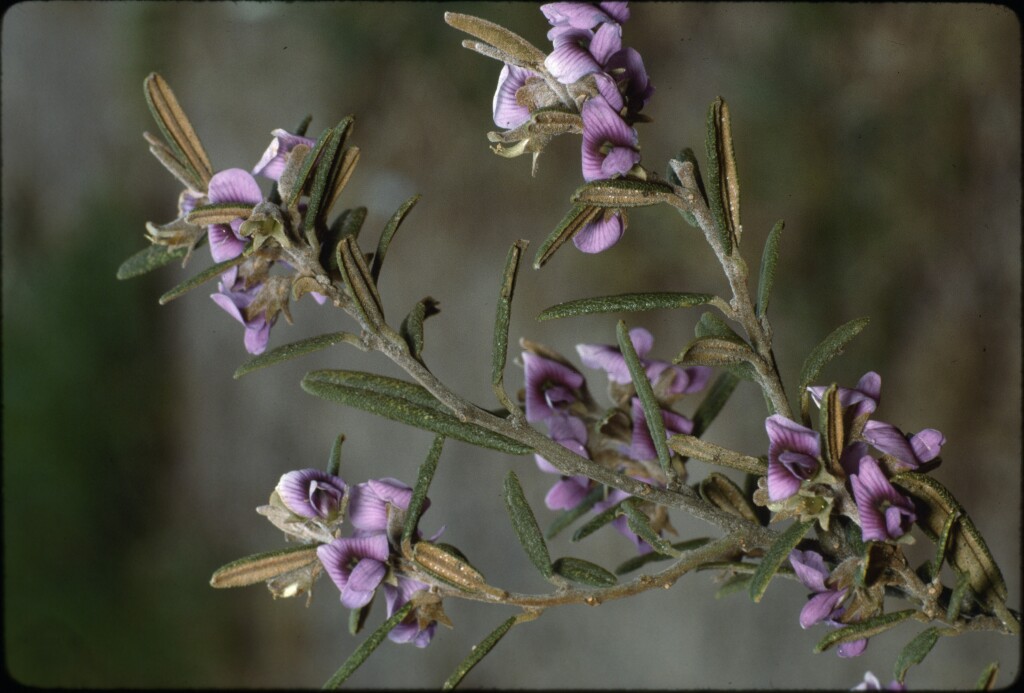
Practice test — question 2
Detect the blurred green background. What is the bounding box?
[3,2,1019,688]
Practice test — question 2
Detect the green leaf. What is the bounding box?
[348,599,372,636]
[533,205,602,269]
[704,97,736,254]
[537,292,714,321]
[503,470,553,578]
[570,178,679,209]
[756,220,784,317]
[715,574,754,599]
[617,320,672,477]
[699,472,761,524]
[233,332,363,379]
[444,12,548,70]
[749,520,812,602]
[668,434,766,475]
[797,316,871,395]
[143,73,212,189]
[546,484,605,539]
[158,254,248,305]
[690,371,740,437]
[303,123,347,245]
[813,610,916,653]
[441,616,519,691]
[621,498,682,556]
[370,194,421,283]
[551,557,617,586]
[891,472,1008,609]
[695,311,745,342]
[893,627,943,683]
[676,335,756,368]
[336,235,385,329]
[614,538,711,575]
[402,436,444,551]
[947,570,972,622]
[321,207,367,274]
[572,499,625,542]
[301,370,532,455]
[322,601,415,689]
[975,661,999,690]
[398,297,440,363]
[116,244,188,280]
[492,240,528,414]
[209,545,320,589]
[285,127,332,209]
[327,433,345,477]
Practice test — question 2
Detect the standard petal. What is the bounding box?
[588,21,622,65]
[545,42,601,84]
[541,2,611,29]
[211,291,246,326]
[605,47,654,112]
[366,478,414,512]
[207,168,263,206]
[590,72,625,112]
[276,469,347,519]
[862,420,917,468]
[765,414,821,458]
[909,428,945,463]
[523,352,583,422]
[547,413,588,445]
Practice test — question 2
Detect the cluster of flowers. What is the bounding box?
[762,372,946,657]
[523,327,710,552]
[156,129,325,354]
[492,1,653,253]
[271,468,440,647]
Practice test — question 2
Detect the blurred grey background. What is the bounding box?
[2,2,1019,688]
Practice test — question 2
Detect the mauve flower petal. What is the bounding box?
[628,327,654,357]
[178,189,204,215]
[600,145,640,178]
[851,456,914,541]
[862,420,917,468]
[546,476,591,510]
[208,223,246,262]
[347,485,388,533]
[541,2,610,29]
[253,129,316,181]
[573,213,624,253]
[316,534,390,596]
[535,454,561,475]
[856,371,882,402]
[800,589,846,628]
[839,441,869,477]
[630,398,693,460]
[546,42,601,84]
[576,343,628,382]
[606,47,654,110]
[778,450,818,479]
[588,21,622,65]
[367,478,414,511]
[244,320,271,355]
[523,352,584,422]
[591,72,625,112]
[767,457,803,501]
[211,291,246,325]
[599,1,630,23]
[837,637,868,658]
[276,469,346,519]
[341,558,387,608]
[207,168,263,206]
[789,549,830,592]
[493,64,534,129]
[548,413,588,445]
[910,428,945,462]
[766,414,821,457]
[581,97,638,181]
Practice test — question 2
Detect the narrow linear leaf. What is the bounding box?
[402,436,445,551]
[621,499,682,556]
[286,128,332,209]
[668,434,766,475]
[336,235,385,329]
[116,244,188,280]
[891,472,1007,608]
[399,297,441,363]
[756,220,784,317]
[749,519,813,602]
[328,433,345,477]
[322,602,414,689]
[538,292,715,321]
[441,616,519,691]
[144,73,212,186]
[551,557,617,586]
[947,570,972,622]
[492,240,528,413]
[336,206,368,239]
[571,178,679,209]
[210,545,319,589]
[933,509,961,579]
[503,471,553,578]
[444,12,547,69]
[348,600,372,636]
[695,311,745,342]
[324,146,361,220]
[716,574,754,599]
[797,317,871,394]
[617,320,672,477]
[145,133,201,191]
[546,484,605,540]
[233,332,363,379]
[158,254,247,305]
[301,370,532,455]
[615,538,711,575]
[533,205,601,269]
[893,627,943,683]
[690,371,740,437]
[370,194,421,283]
[975,661,999,690]
[813,609,916,653]
[704,97,733,255]
[304,125,346,245]
[572,499,625,542]
[715,98,742,246]
[185,202,254,226]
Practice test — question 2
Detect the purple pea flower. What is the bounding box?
[854,672,907,691]
[575,326,651,384]
[849,455,916,542]
[348,477,415,535]
[535,413,594,510]
[522,351,585,423]
[205,168,263,262]
[789,550,868,658]
[604,46,654,115]
[580,96,640,181]
[317,534,390,609]
[594,485,658,554]
[252,129,317,181]
[541,2,630,31]
[546,22,623,85]
[383,576,437,647]
[629,397,693,461]
[765,414,822,501]
[573,209,626,254]
[493,64,538,130]
[210,266,274,355]
[862,421,945,470]
[808,371,882,421]
[275,469,347,520]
